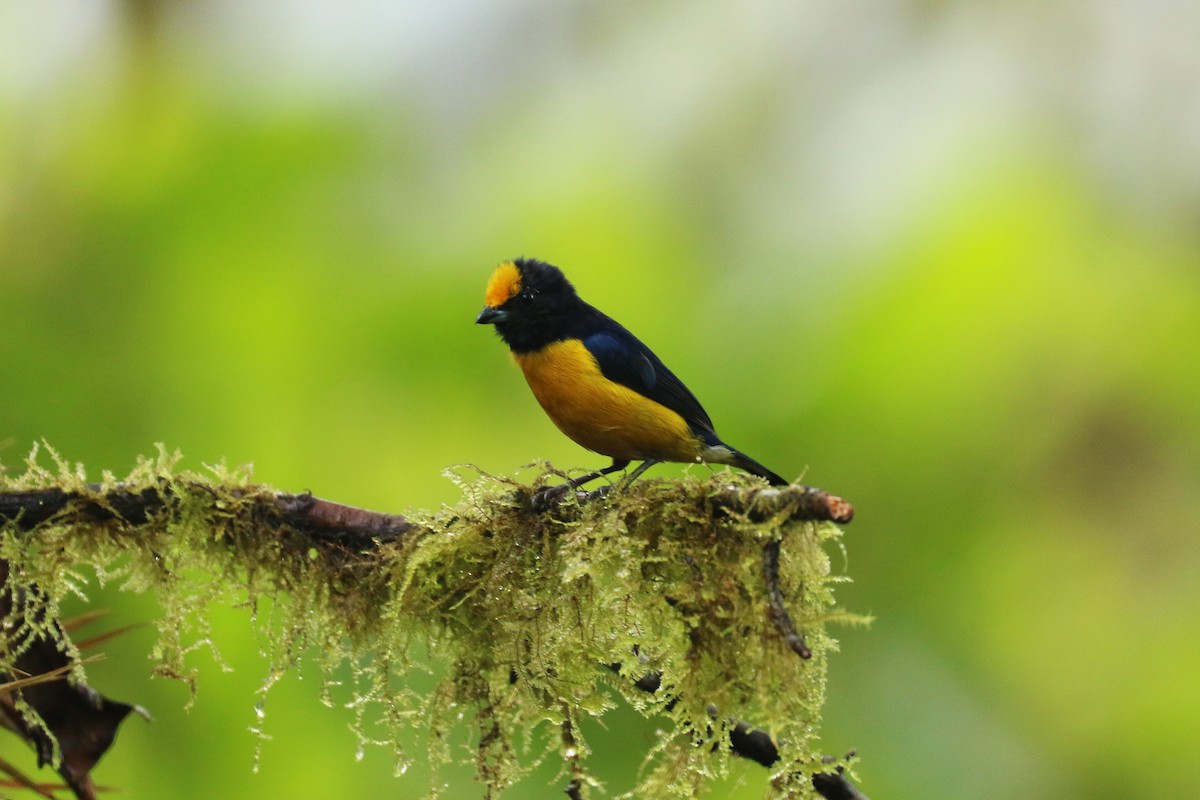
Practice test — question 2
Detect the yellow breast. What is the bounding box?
[514,339,702,463]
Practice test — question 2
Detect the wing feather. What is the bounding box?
[580,324,717,437]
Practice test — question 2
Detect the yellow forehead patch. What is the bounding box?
[484,261,522,308]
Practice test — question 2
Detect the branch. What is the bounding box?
[0,483,420,550]
[709,482,855,525]
[607,664,869,799]
[763,538,811,659]
[0,478,851,538]
[1,452,863,798]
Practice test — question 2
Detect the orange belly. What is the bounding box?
[514,339,702,463]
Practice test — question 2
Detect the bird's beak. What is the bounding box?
[476,306,506,325]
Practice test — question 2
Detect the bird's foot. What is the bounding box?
[531,483,574,512]
[586,484,613,503]
[531,482,617,512]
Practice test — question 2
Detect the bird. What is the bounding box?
[475,257,788,494]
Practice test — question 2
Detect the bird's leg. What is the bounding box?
[622,460,659,485]
[570,458,631,490]
[586,459,659,502]
[532,459,630,511]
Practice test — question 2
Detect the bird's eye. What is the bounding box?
[520,289,538,302]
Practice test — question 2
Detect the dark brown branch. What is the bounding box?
[0,483,420,550]
[729,719,779,766]
[561,708,585,799]
[726,720,866,797]
[541,480,854,524]
[811,766,871,800]
[728,724,866,799]
[268,492,420,548]
[1,478,851,545]
[0,486,165,529]
[763,538,811,659]
[728,719,868,799]
[3,475,861,797]
[711,482,855,525]
[605,664,868,800]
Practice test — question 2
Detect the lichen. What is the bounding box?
[0,445,865,798]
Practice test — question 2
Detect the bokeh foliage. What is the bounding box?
[2,2,1199,798]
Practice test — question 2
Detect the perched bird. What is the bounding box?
[476,257,788,491]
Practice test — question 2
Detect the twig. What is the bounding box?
[710,482,854,525]
[728,719,779,766]
[0,483,420,550]
[811,762,870,800]
[608,664,868,799]
[270,492,419,547]
[763,538,810,659]
[561,707,584,800]
[542,480,854,524]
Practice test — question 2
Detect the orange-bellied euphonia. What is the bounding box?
[476,258,788,490]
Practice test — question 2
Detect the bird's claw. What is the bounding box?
[531,482,616,512]
[586,484,613,503]
[531,484,573,512]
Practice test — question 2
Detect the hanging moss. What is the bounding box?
[0,444,866,798]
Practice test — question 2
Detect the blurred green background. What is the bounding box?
[2,2,1198,798]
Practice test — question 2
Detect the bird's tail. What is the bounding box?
[724,446,789,486]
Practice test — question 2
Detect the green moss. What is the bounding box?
[0,445,866,798]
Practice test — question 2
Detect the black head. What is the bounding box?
[476,258,583,352]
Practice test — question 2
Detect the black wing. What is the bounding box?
[580,321,717,437]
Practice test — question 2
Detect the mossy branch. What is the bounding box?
[0,445,867,799]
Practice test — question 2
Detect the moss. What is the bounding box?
[0,445,866,798]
